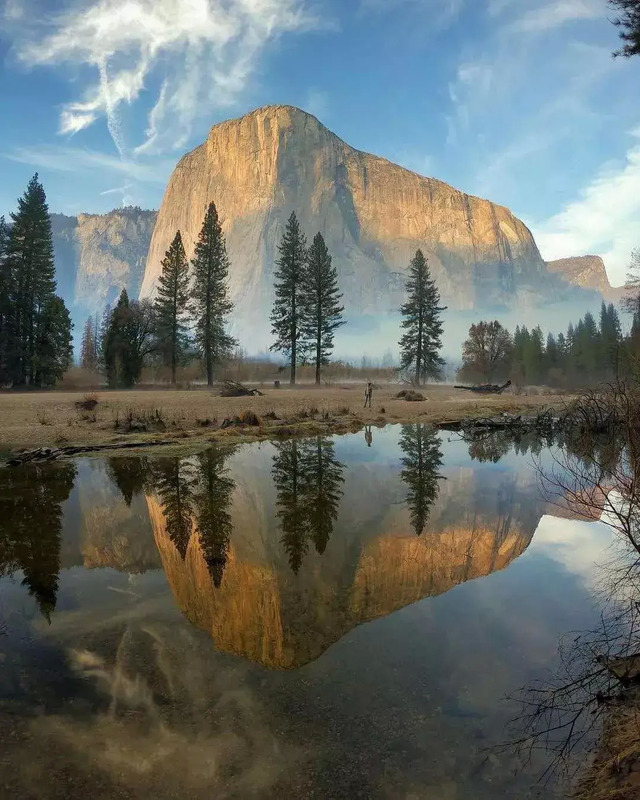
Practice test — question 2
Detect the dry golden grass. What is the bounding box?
[0,382,573,452]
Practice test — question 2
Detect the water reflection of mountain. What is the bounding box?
[146,436,554,669]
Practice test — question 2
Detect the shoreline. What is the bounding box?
[0,384,572,458]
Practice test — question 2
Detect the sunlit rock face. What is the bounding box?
[545,255,624,304]
[51,208,156,318]
[146,458,540,670]
[141,105,549,337]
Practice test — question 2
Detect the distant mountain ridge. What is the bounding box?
[51,207,156,326]
[545,255,625,304]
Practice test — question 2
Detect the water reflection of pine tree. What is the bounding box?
[304,438,344,555]
[150,458,197,559]
[107,455,150,505]
[0,462,76,621]
[272,437,345,573]
[193,446,236,587]
[399,425,443,535]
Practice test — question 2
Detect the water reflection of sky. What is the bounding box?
[0,426,616,800]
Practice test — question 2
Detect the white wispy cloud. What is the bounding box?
[5,145,173,184]
[10,0,320,156]
[490,0,602,32]
[533,130,640,285]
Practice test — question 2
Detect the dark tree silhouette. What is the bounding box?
[193,445,237,587]
[272,440,310,573]
[300,232,344,384]
[272,437,344,571]
[399,249,446,385]
[610,0,640,57]
[0,462,76,622]
[270,212,308,385]
[154,230,191,384]
[191,202,237,386]
[302,437,344,555]
[107,456,151,506]
[150,458,197,559]
[399,425,444,535]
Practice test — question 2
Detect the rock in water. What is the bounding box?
[140,105,549,338]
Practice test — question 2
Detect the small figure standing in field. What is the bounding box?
[364,381,373,409]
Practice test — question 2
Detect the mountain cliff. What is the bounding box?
[51,208,156,321]
[140,105,559,338]
[545,255,625,304]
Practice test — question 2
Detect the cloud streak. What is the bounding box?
[533,130,640,285]
[12,0,320,155]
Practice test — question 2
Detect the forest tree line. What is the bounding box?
[457,298,640,388]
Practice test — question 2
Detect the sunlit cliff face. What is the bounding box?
[140,104,550,343]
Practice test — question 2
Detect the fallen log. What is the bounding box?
[219,380,264,397]
[454,380,512,395]
[5,439,176,467]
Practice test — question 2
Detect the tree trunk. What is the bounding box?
[315,327,321,385]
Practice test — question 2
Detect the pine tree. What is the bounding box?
[0,462,76,622]
[80,316,98,371]
[609,0,640,57]
[599,302,622,379]
[272,440,310,574]
[301,437,344,555]
[300,233,344,384]
[399,425,443,535]
[154,230,191,384]
[193,446,236,587]
[0,216,9,384]
[191,202,236,386]
[35,297,72,386]
[399,250,446,385]
[150,457,197,559]
[107,456,150,506]
[5,174,62,386]
[270,212,308,385]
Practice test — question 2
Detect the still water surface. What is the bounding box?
[0,426,613,799]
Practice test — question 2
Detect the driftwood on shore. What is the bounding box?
[436,409,554,434]
[454,380,512,395]
[219,380,264,397]
[5,440,176,468]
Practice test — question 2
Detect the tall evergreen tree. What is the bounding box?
[399,250,446,385]
[193,446,237,587]
[191,202,237,386]
[0,216,9,384]
[5,174,67,386]
[399,425,443,535]
[300,233,344,384]
[154,230,191,384]
[270,212,308,385]
[35,296,72,386]
[80,316,98,371]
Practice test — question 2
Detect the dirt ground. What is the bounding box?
[0,383,573,454]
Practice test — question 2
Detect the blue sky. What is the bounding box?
[0,0,638,284]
